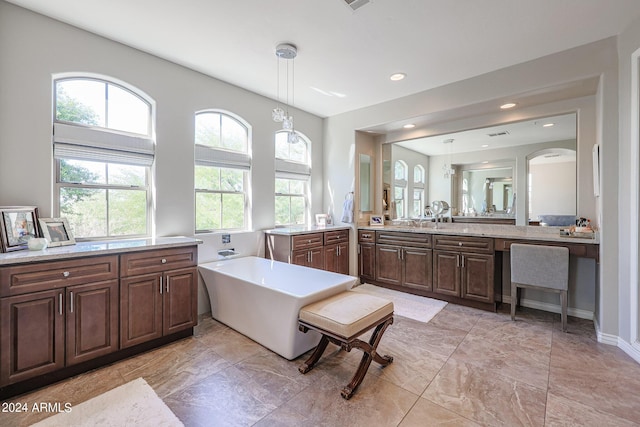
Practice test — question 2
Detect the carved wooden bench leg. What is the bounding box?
[340,316,394,399]
[298,334,330,374]
[298,289,394,400]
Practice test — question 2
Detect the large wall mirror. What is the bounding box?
[382,113,577,225]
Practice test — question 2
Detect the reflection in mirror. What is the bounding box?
[460,168,513,215]
[528,148,576,225]
[359,154,372,212]
[381,112,577,225]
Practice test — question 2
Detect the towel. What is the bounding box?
[341,197,354,223]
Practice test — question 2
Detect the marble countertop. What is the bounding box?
[358,223,599,245]
[0,236,203,266]
[264,224,351,236]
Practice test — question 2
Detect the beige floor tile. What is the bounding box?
[399,397,482,427]
[545,392,639,427]
[549,337,640,424]
[422,358,547,426]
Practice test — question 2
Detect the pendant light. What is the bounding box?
[442,139,455,179]
[272,43,299,143]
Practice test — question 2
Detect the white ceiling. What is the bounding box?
[6,0,640,118]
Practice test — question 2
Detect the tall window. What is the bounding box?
[195,111,251,232]
[275,131,311,226]
[413,165,425,217]
[394,160,407,218]
[53,76,153,239]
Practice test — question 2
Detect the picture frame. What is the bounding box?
[0,206,40,252]
[369,215,384,226]
[315,213,329,227]
[38,218,76,247]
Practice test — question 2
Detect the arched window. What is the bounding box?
[413,165,425,217]
[394,160,408,218]
[53,76,154,239]
[275,131,311,226]
[194,110,251,232]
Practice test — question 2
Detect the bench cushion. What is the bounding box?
[299,291,394,338]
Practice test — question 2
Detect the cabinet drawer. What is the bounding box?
[120,246,197,277]
[0,255,118,297]
[377,231,431,248]
[358,230,375,243]
[433,235,494,254]
[325,230,349,244]
[291,233,323,250]
[495,238,598,260]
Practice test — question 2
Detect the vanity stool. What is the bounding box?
[511,243,569,331]
[297,291,394,399]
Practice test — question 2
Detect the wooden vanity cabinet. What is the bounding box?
[433,235,494,304]
[358,230,376,281]
[375,231,432,292]
[0,255,119,386]
[324,229,349,274]
[265,229,350,273]
[120,246,197,349]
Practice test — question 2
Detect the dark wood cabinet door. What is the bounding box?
[376,245,402,285]
[325,243,349,274]
[291,250,309,267]
[66,280,119,366]
[461,253,494,303]
[120,273,163,348]
[0,290,65,386]
[163,268,198,335]
[359,243,376,281]
[433,251,461,297]
[324,244,339,272]
[403,248,432,291]
[308,247,325,270]
[336,242,349,275]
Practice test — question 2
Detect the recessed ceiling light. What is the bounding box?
[403,124,415,129]
[543,123,555,127]
[481,144,489,148]
[390,73,406,81]
[500,102,517,109]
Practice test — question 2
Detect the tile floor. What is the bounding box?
[2,303,640,427]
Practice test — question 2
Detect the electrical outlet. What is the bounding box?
[222,234,231,244]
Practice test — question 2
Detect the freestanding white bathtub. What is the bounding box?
[198,256,355,360]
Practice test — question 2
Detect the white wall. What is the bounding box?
[324,38,618,337]
[529,161,576,219]
[0,2,324,314]
[617,13,640,360]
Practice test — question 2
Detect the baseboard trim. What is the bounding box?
[501,294,594,320]
[617,339,640,364]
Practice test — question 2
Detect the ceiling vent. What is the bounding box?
[343,0,371,11]
[487,131,510,137]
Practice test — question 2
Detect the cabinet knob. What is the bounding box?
[308,239,312,243]
[161,258,167,264]
[63,271,70,277]
[458,242,463,246]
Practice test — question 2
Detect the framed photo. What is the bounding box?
[315,213,329,227]
[39,218,76,247]
[369,215,384,226]
[0,206,40,252]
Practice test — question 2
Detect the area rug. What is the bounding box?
[31,378,183,427]
[352,284,447,323]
